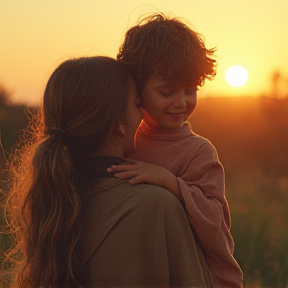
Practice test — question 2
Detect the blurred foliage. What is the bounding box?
[0,88,38,155]
[1,84,288,286]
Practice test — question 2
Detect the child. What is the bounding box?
[109,13,243,287]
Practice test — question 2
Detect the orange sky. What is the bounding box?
[1,0,288,104]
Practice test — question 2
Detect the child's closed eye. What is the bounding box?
[159,90,173,97]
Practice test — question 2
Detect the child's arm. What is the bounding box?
[177,143,243,287]
[107,161,185,204]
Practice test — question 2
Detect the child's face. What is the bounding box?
[140,74,197,130]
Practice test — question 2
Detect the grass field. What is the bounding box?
[1,96,288,287]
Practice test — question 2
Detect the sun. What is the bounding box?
[225,65,249,87]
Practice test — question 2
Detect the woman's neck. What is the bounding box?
[95,139,124,158]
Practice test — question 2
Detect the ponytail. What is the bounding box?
[9,130,83,287]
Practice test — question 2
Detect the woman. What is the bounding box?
[6,56,211,287]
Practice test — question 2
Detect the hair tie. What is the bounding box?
[48,129,65,137]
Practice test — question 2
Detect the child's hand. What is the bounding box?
[107,160,184,204]
[108,160,169,185]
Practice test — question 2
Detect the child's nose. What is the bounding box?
[174,93,187,108]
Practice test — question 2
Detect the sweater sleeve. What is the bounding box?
[178,143,243,288]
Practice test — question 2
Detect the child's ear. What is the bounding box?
[118,119,126,136]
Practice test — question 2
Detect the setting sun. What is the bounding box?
[225,65,249,87]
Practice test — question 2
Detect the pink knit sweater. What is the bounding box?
[130,121,243,288]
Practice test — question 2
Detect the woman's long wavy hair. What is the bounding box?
[117,13,217,91]
[5,56,130,287]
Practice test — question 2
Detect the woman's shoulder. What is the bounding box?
[131,183,185,212]
[87,179,181,207]
[131,184,192,234]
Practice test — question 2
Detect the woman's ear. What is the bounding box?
[118,119,126,136]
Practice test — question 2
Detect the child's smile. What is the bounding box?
[140,74,197,129]
[165,111,186,122]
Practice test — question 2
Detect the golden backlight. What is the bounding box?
[225,65,249,88]
[1,1,288,103]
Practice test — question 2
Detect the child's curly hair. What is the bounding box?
[117,13,217,91]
